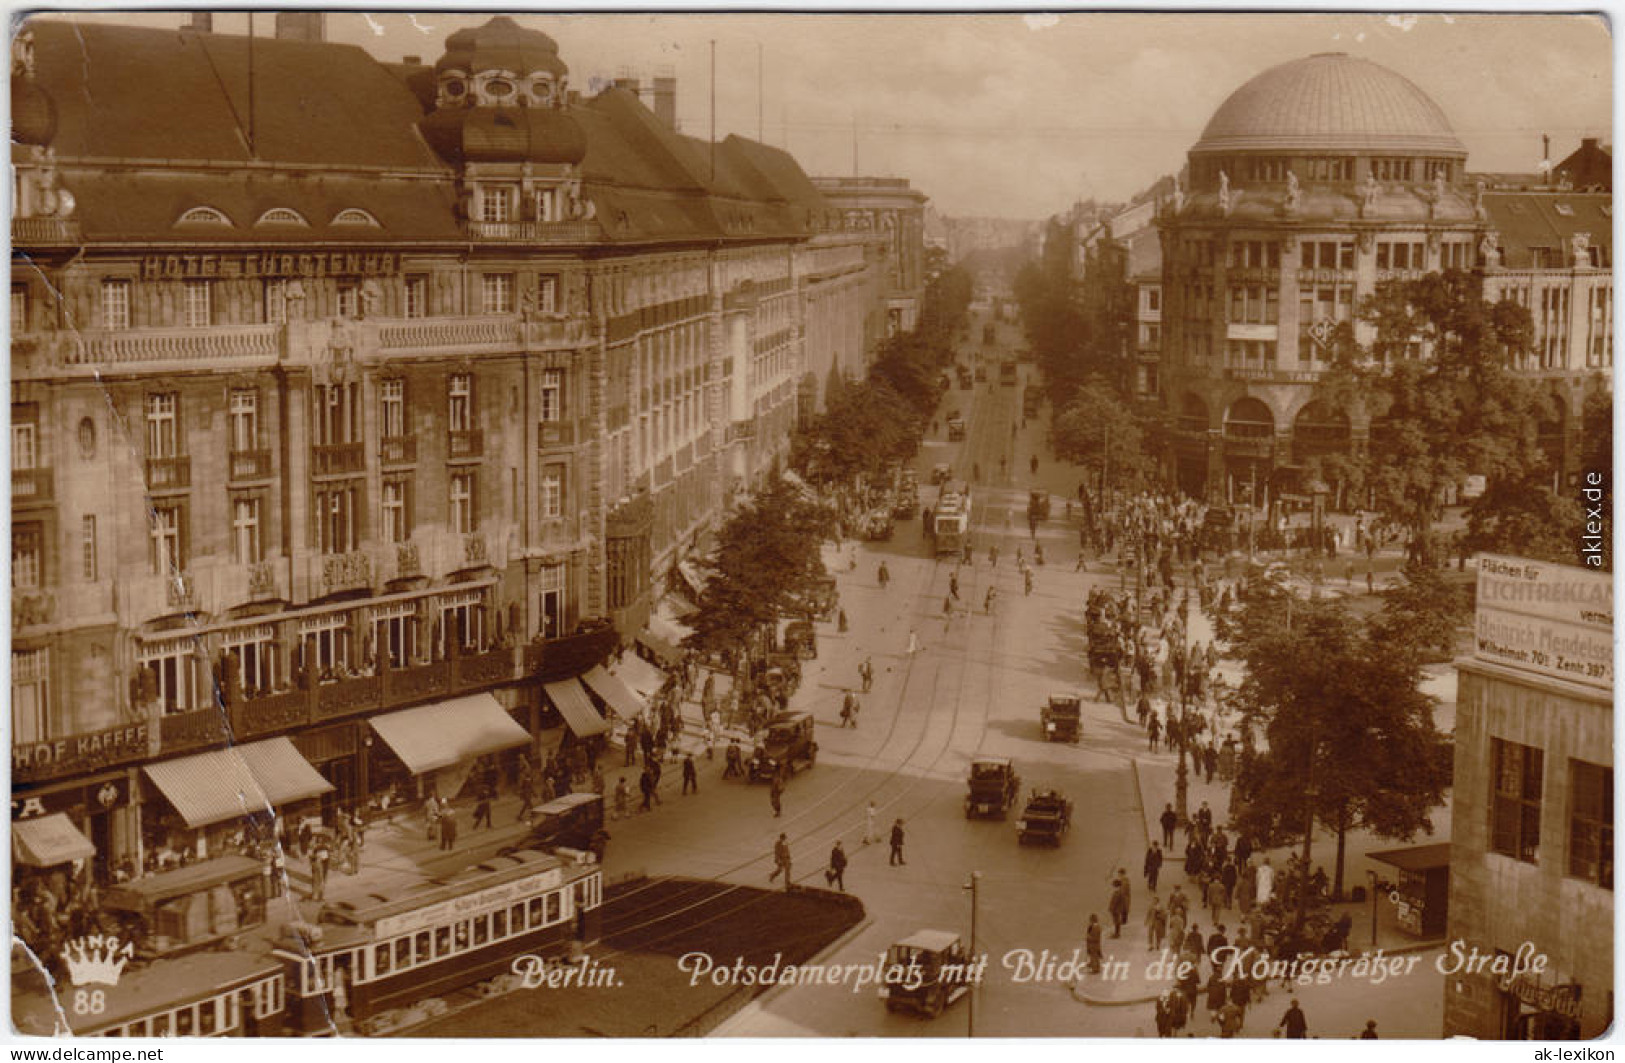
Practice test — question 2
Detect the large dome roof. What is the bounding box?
[1194,53,1465,156]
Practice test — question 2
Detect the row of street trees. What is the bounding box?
[690,265,975,681]
[790,265,973,488]
[1013,230,1160,499]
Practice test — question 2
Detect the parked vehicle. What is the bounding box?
[946,416,966,441]
[930,463,953,486]
[998,362,1018,387]
[1041,694,1082,743]
[1027,488,1051,522]
[964,756,1021,819]
[1017,789,1073,846]
[784,620,818,660]
[748,711,818,781]
[878,930,975,1017]
[508,792,609,860]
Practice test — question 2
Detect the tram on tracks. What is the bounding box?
[12,847,602,1038]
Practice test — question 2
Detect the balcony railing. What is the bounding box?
[312,442,365,476]
[380,436,417,466]
[228,449,272,482]
[465,220,599,243]
[448,429,484,460]
[145,456,191,491]
[12,467,53,505]
[62,323,281,367]
[235,688,311,739]
[376,315,521,355]
[524,624,618,683]
[12,217,82,245]
[315,674,382,721]
[160,706,233,756]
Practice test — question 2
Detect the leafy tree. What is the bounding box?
[684,477,835,665]
[1228,592,1451,903]
[1049,377,1157,496]
[1370,560,1468,660]
[1318,270,1555,564]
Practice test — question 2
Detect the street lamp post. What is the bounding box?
[964,871,981,1038]
[1367,869,1379,946]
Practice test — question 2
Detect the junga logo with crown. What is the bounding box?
[60,934,134,1017]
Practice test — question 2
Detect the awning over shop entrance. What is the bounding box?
[544,677,609,737]
[238,737,335,808]
[143,748,272,828]
[639,612,691,667]
[582,664,644,720]
[369,693,529,774]
[13,813,96,867]
[612,652,668,704]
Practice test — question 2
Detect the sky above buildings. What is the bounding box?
[41,10,1613,220]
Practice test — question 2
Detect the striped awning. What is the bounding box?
[144,748,273,828]
[368,692,529,774]
[612,652,668,703]
[13,813,95,867]
[582,664,644,720]
[543,678,609,737]
[238,737,335,808]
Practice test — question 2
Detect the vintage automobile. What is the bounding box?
[946,416,966,442]
[930,462,953,486]
[1026,488,1051,522]
[974,365,988,382]
[784,619,818,660]
[1041,693,1082,743]
[879,930,975,1017]
[859,509,896,541]
[506,792,609,860]
[892,487,919,520]
[1017,788,1073,846]
[964,756,1021,819]
[794,575,839,621]
[748,711,818,782]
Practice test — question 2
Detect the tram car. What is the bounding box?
[13,847,602,1038]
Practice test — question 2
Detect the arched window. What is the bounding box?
[255,208,309,227]
[331,209,380,228]
[175,206,231,226]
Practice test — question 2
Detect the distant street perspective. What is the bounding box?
[8,11,1611,1044]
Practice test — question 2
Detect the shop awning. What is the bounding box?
[544,678,609,737]
[12,814,95,867]
[639,612,691,667]
[613,652,668,703]
[144,748,273,828]
[582,665,644,720]
[238,737,334,807]
[1368,842,1452,872]
[369,693,530,774]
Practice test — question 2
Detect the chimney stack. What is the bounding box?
[274,12,326,42]
[652,75,678,130]
[184,12,213,33]
[1543,133,1552,186]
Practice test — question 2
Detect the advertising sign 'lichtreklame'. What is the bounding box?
[1474,555,1613,691]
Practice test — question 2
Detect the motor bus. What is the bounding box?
[999,362,1018,387]
[932,492,970,557]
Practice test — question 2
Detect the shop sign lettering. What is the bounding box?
[141,252,401,281]
[13,725,149,780]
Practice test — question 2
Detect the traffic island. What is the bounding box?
[405,877,864,1037]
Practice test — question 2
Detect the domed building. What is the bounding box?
[1159,52,1486,505]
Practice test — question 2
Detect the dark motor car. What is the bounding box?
[748,711,818,782]
[506,792,608,860]
[1041,693,1081,743]
[964,756,1021,819]
[1017,788,1073,846]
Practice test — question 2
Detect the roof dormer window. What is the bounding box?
[176,206,231,227]
[255,208,309,227]
[332,209,381,228]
